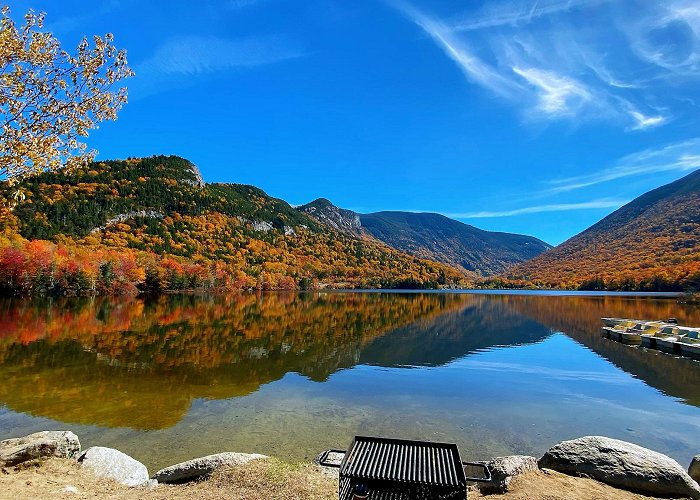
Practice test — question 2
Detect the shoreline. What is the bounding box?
[1,431,698,499]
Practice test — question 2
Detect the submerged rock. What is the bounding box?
[691,455,700,484]
[538,436,700,499]
[78,446,149,487]
[477,455,538,494]
[0,431,80,466]
[153,452,267,484]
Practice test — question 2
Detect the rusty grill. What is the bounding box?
[320,436,490,499]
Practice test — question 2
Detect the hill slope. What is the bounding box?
[360,211,552,276]
[0,156,470,294]
[299,199,551,276]
[507,169,700,290]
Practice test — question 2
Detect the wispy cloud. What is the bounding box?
[451,0,606,32]
[227,0,267,9]
[446,199,628,219]
[131,34,302,99]
[512,66,591,117]
[44,0,127,34]
[394,2,522,99]
[139,35,302,76]
[628,110,667,130]
[546,138,700,194]
[390,0,699,130]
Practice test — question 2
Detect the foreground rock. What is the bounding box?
[78,447,150,487]
[691,455,700,484]
[0,431,81,466]
[538,436,700,499]
[313,450,344,479]
[477,455,538,494]
[153,452,268,483]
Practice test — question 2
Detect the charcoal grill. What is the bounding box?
[319,436,491,499]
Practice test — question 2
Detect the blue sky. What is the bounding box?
[11,0,700,245]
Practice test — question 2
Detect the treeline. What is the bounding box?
[0,232,465,297]
[479,271,700,292]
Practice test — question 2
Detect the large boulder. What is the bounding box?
[691,455,700,484]
[538,436,700,499]
[0,431,80,466]
[78,446,149,487]
[153,452,267,484]
[477,455,538,494]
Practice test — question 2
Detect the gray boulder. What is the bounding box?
[153,452,267,483]
[538,436,700,499]
[78,446,149,487]
[691,455,700,484]
[477,455,538,494]
[0,431,81,466]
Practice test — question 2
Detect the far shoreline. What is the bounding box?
[314,288,685,297]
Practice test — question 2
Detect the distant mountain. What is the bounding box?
[507,169,700,290]
[298,199,551,276]
[360,212,552,276]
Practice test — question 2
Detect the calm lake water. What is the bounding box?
[1,291,699,472]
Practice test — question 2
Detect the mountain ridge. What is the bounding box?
[298,199,552,276]
[506,168,700,290]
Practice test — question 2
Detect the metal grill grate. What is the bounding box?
[340,436,465,488]
[319,436,490,499]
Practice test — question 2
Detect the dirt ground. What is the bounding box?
[0,457,672,500]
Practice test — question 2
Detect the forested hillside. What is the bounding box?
[0,156,470,295]
[359,211,551,276]
[297,199,551,275]
[504,169,700,291]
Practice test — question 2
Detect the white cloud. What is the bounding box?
[394,2,523,99]
[390,0,697,130]
[512,66,591,116]
[546,138,700,194]
[628,110,667,130]
[447,200,628,219]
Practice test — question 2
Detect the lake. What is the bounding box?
[1,291,699,472]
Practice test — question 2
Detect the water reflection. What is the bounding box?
[0,293,472,429]
[1,292,700,469]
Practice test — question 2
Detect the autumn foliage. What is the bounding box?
[499,169,700,291]
[0,156,469,295]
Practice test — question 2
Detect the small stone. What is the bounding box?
[78,447,149,487]
[690,455,700,484]
[0,431,81,466]
[313,450,344,479]
[477,455,538,494]
[153,452,267,484]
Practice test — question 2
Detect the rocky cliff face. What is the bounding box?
[297,198,362,235]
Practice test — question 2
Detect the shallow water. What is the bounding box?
[1,291,699,471]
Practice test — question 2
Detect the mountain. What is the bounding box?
[506,169,700,290]
[297,198,362,235]
[298,199,551,276]
[0,155,470,295]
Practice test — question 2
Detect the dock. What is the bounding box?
[601,318,700,360]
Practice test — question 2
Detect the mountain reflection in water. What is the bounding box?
[1,292,699,470]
